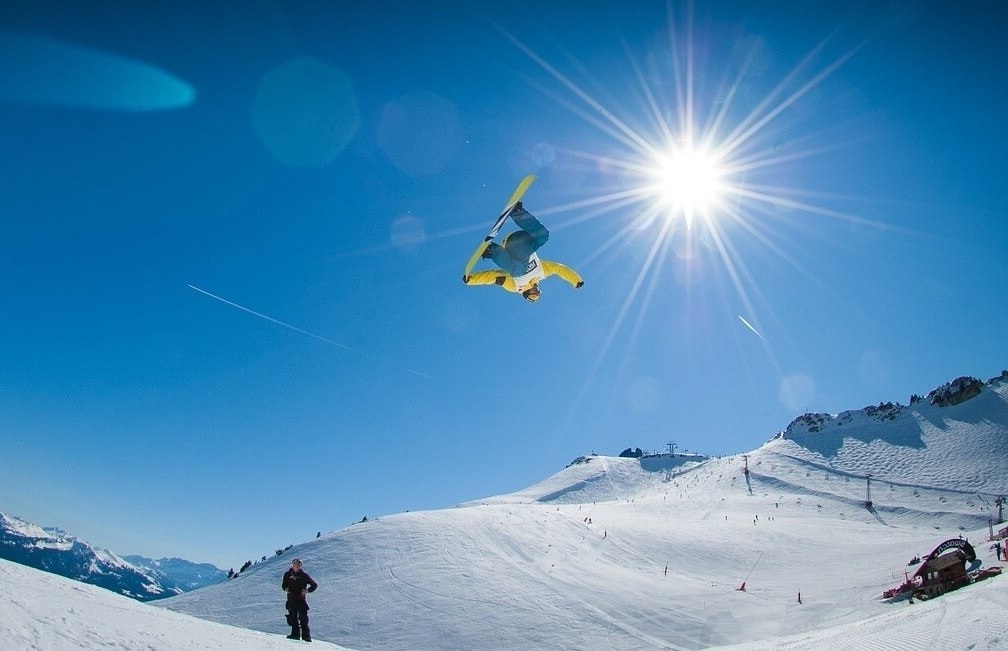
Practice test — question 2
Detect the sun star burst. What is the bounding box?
[648,143,727,227]
[499,9,873,394]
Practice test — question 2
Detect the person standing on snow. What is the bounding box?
[282,558,318,642]
[463,202,583,302]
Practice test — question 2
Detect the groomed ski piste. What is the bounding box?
[3,377,1007,650]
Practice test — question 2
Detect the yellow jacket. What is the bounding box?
[464,259,583,293]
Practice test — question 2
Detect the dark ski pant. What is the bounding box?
[286,600,310,639]
[487,207,549,277]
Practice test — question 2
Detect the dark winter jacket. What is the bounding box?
[282,568,318,606]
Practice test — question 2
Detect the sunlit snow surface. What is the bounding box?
[0,559,349,650]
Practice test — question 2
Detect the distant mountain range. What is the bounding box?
[122,555,228,593]
[0,512,226,601]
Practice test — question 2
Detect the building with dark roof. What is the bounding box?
[913,551,970,598]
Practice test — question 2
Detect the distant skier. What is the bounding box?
[282,558,318,642]
[463,202,583,302]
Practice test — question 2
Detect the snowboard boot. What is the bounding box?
[302,627,311,642]
[287,629,301,640]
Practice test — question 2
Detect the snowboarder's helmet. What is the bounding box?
[522,284,541,302]
[292,558,302,566]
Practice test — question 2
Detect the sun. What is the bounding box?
[647,143,727,227]
[499,10,872,382]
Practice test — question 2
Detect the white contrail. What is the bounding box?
[737,315,764,339]
[188,284,432,379]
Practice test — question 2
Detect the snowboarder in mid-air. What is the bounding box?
[463,202,583,302]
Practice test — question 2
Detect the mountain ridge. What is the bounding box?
[0,512,225,601]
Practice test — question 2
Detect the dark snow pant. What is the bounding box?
[487,207,549,276]
[286,600,310,639]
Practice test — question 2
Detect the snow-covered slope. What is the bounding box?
[0,558,349,650]
[468,451,708,506]
[772,372,1008,495]
[156,375,1008,650]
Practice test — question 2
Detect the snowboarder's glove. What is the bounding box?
[576,281,584,289]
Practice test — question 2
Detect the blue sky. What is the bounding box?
[1,1,1005,568]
